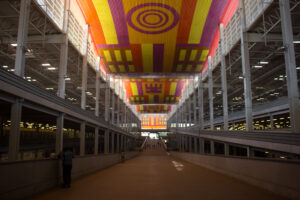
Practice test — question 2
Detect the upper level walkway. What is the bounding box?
[30,144,286,200]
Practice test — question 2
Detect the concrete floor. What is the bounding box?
[31,148,288,200]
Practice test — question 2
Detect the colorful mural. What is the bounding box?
[77,0,229,74]
[137,105,171,114]
[77,0,238,113]
[141,114,167,129]
[123,78,185,104]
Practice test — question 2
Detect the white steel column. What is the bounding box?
[117,80,121,126]
[175,105,178,129]
[8,99,22,161]
[208,56,214,130]
[14,0,31,77]
[198,74,204,129]
[104,129,109,154]
[279,0,300,132]
[56,113,64,155]
[116,134,120,153]
[58,0,70,98]
[80,121,86,156]
[105,74,111,122]
[111,92,115,125]
[95,57,100,117]
[240,0,253,131]
[188,95,192,127]
[94,127,99,155]
[219,24,229,130]
[81,25,89,110]
[111,133,115,153]
[193,82,197,125]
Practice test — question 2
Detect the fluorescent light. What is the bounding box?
[32,79,36,82]
[2,65,8,68]
[26,76,31,79]
[11,43,17,47]
[10,69,14,72]
[46,88,54,90]
[65,77,71,81]
[238,76,244,79]
[47,67,56,70]
[293,41,300,44]
[296,66,300,70]
[259,61,268,64]
[42,63,51,67]
[253,65,263,69]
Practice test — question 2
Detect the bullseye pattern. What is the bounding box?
[126,3,179,34]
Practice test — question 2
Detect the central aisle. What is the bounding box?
[31,148,286,200]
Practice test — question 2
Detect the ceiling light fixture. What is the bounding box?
[11,43,17,47]
[47,67,56,70]
[259,61,268,64]
[42,63,51,67]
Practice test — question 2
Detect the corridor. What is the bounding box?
[31,147,286,200]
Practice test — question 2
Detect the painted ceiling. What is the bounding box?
[77,0,235,114]
[123,78,185,104]
[141,114,167,129]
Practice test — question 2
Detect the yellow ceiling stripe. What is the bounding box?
[125,50,132,61]
[103,50,112,62]
[142,44,153,72]
[189,50,197,61]
[114,50,122,62]
[186,65,192,71]
[177,65,183,72]
[92,0,118,44]
[119,65,125,72]
[179,49,186,61]
[195,65,203,71]
[109,65,116,72]
[170,82,177,95]
[130,82,138,96]
[129,65,135,72]
[188,0,212,44]
[199,49,209,61]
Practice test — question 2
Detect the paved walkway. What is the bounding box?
[31,148,287,200]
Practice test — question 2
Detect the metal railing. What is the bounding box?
[0,68,132,136]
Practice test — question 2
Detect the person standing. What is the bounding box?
[62,147,73,188]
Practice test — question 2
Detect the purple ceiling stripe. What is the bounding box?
[107,0,130,45]
[97,44,129,48]
[154,95,159,103]
[175,61,204,65]
[104,62,133,65]
[153,44,164,72]
[137,82,144,96]
[199,0,228,47]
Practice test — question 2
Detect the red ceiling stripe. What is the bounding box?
[176,0,197,44]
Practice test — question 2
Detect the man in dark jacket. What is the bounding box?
[62,147,73,188]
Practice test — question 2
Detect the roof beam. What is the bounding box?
[0,34,66,44]
[247,33,300,42]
